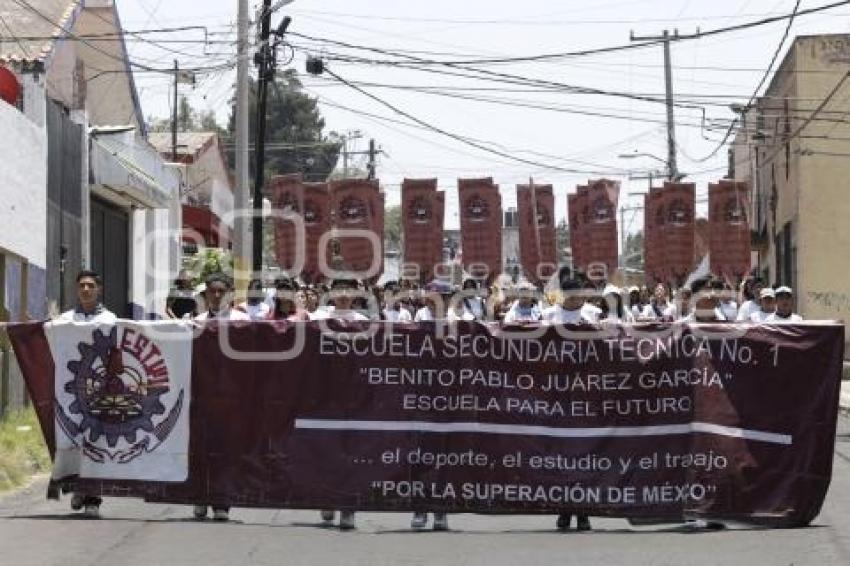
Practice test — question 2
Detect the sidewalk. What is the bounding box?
[841,380,850,413]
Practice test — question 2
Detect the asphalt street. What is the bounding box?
[2,415,850,566]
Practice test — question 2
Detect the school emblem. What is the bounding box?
[591,196,614,223]
[667,198,692,226]
[464,195,489,222]
[407,196,432,224]
[55,327,183,464]
[279,190,300,214]
[303,198,322,225]
[339,196,368,224]
[723,198,746,224]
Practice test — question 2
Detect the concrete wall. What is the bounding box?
[0,99,48,320]
[187,139,235,230]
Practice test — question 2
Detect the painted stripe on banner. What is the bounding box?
[294,419,792,446]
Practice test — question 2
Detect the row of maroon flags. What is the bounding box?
[268,174,751,285]
[644,180,751,284]
[268,174,384,283]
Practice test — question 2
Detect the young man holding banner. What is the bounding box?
[60,270,116,519]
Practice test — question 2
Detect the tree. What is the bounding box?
[147,96,224,134]
[623,230,644,269]
[384,205,402,252]
[556,219,571,263]
[227,69,341,183]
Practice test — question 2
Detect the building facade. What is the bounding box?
[731,34,850,353]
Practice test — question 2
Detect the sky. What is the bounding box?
[116,0,850,232]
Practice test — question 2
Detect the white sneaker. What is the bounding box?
[433,513,448,531]
[212,508,230,522]
[411,512,428,529]
[320,510,335,525]
[83,503,100,519]
[193,505,208,520]
[339,510,356,530]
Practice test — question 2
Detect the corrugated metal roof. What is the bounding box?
[0,0,78,66]
[147,131,219,158]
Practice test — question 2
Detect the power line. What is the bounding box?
[295,1,850,66]
[320,67,635,176]
[693,0,803,163]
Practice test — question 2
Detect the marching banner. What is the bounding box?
[585,179,619,277]
[42,321,192,482]
[268,174,305,276]
[662,182,696,284]
[709,180,751,279]
[459,178,502,282]
[517,184,557,284]
[645,187,665,284]
[330,179,384,279]
[302,182,331,284]
[402,179,445,283]
[8,320,844,526]
[568,187,588,272]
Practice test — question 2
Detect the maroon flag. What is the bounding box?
[302,182,330,284]
[517,184,557,283]
[585,179,620,278]
[329,179,383,280]
[644,187,665,284]
[709,180,751,279]
[402,179,445,283]
[268,174,304,275]
[459,178,502,282]
[662,182,696,284]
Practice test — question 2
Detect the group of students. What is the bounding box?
[60,267,803,530]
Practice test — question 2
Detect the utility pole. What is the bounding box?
[171,60,178,161]
[252,2,293,273]
[367,139,376,179]
[234,0,251,278]
[630,29,684,180]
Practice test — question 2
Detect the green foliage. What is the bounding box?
[0,408,50,493]
[147,96,224,135]
[227,69,342,182]
[184,248,234,284]
[556,218,571,263]
[624,230,644,268]
[384,205,402,252]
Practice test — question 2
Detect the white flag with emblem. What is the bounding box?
[45,321,193,482]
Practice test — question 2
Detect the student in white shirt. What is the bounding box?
[627,286,643,319]
[236,278,272,320]
[765,286,803,322]
[60,270,117,519]
[600,284,634,323]
[681,277,727,323]
[749,288,776,323]
[641,283,677,321]
[675,286,693,322]
[461,279,487,321]
[714,279,739,321]
[503,283,543,324]
[542,276,599,327]
[414,295,437,322]
[313,279,371,322]
[736,278,764,321]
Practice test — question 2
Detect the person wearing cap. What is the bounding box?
[312,279,370,322]
[749,288,776,323]
[461,279,487,320]
[765,286,803,322]
[542,277,599,325]
[502,282,542,324]
[680,277,727,323]
[600,284,634,323]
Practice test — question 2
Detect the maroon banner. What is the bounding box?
[585,179,619,277]
[662,182,696,284]
[645,187,668,284]
[710,180,751,279]
[302,182,330,284]
[268,174,304,275]
[330,179,384,280]
[459,178,502,282]
[9,321,845,527]
[517,184,557,283]
[568,186,589,272]
[402,179,445,283]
